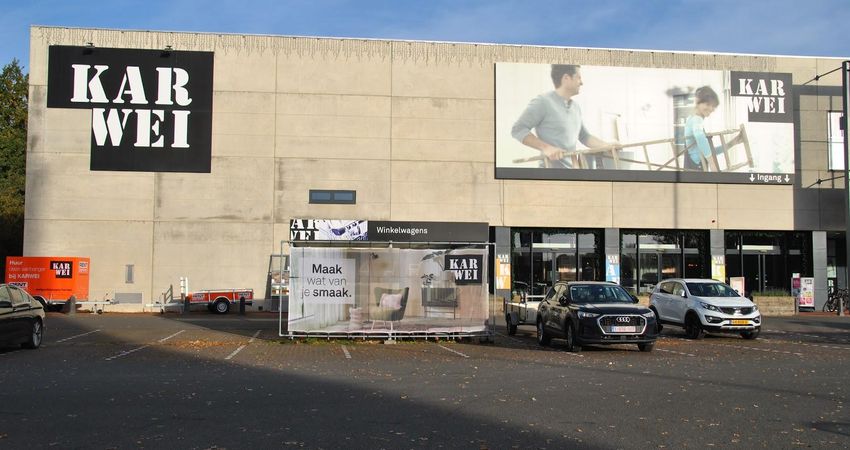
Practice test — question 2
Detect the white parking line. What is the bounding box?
[437,344,470,358]
[158,330,185,343]
[225,330,262,361]
[341,345,352,359]
[105,329,185,361]
[105,345,150,361]
[56,329,101,343]
[225,345,247,360]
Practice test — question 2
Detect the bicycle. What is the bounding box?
[824,287,848,313]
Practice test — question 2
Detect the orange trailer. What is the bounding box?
[4,256,90,310]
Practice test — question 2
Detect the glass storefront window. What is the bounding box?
[622,230,709,294]
[510,229,602,298]
[725,231,812,296]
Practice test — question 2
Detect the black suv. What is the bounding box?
[537,281,658,352]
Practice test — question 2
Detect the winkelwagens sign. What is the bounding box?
[47,46,214,173]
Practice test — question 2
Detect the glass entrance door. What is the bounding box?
[741,245,782,294]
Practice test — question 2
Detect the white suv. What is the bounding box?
[649,278,761,340]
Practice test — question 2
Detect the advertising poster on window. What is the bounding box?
[798,277,815,309]
[605,254,620,284]
[729,277,746,296]
[711,256,726,282]
[496,63,794,184]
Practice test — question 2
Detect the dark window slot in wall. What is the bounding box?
[309,190,356,204]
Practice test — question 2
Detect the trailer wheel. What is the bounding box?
[214,298,230,314]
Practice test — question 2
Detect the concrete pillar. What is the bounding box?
[710,229,725,282]
[494,227,512,303]
[813,231,828,311]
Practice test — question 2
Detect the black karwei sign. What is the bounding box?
[445,255,483,285]
[47,46,214,172]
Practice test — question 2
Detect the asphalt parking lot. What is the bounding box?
[1,312,849,449]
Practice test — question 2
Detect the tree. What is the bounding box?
[0,59,28,280]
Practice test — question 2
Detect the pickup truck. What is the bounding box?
[189,289,253,314]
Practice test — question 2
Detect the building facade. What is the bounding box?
[24,26,847,309]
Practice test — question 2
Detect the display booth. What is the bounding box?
[281,220,493,339]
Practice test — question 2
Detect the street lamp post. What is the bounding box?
[842,61,849,316]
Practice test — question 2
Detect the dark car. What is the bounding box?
[0,284,46,350]
[536,281,658,352]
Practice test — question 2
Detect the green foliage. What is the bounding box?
[0,59,28,278]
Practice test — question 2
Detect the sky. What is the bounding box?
[2,0,849,73]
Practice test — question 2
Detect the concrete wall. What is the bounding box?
[25,26,846,302]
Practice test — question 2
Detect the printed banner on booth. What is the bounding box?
[299,258,355,304]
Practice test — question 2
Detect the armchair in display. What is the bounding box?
[371,287,409,331]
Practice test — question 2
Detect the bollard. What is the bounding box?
[183,294,190,314]
[239,297,246,315]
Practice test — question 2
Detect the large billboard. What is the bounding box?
[47,46,214,173]
[496,63,795,184]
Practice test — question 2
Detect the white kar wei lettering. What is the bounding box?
[737,78,786,114]
[70,64,193,148]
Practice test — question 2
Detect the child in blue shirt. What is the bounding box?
[684,86,723,171]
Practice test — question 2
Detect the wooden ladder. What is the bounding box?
[513,124,753,172]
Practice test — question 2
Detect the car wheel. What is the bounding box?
[650,308,662,333]
[685,314,704,340]
[565,322,581,353]
[506,315,517,336]
[22,319,44,349]
[741,329,760,340]
[638,342,655,352]
[536,319,550,346]
[214,300,230,314]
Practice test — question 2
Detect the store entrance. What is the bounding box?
[741,246,782,294]
[532,250,598,295]
[725,232,810,297]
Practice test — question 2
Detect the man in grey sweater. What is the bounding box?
[511,64,615,168]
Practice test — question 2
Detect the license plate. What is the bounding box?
[731,319,749,325]
[611,326,637,333]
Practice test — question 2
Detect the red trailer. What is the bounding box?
[188,289,253,314]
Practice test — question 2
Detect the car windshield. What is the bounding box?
[686,282,741,298]
[569,284,633,304]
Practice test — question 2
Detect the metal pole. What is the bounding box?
[842,61,849,316]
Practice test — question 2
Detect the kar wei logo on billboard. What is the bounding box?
[47,46,214,172]
[731,71,793,123]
